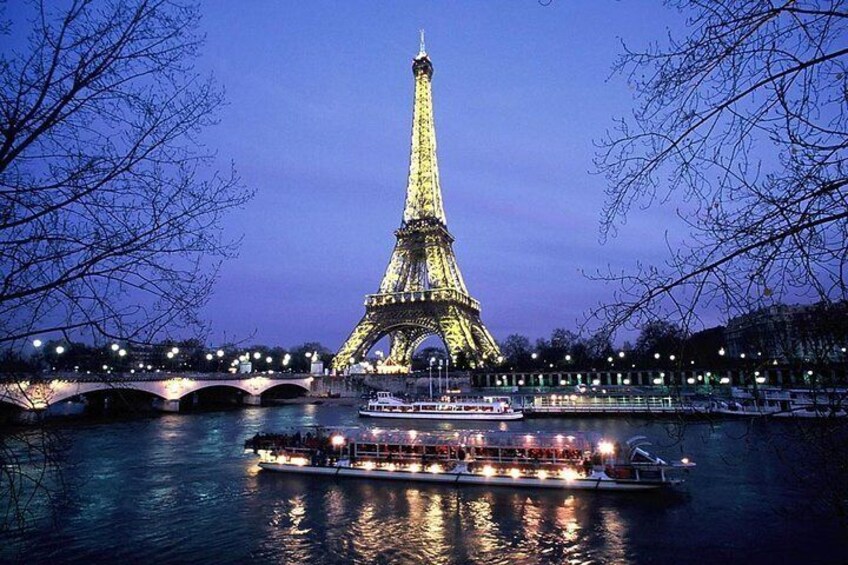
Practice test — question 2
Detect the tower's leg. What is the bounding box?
[469,318,501,363]
[386,327,432,369]
[387,330,414,369]
[435,306,501,368]
[333,316,380,372]
[437,305,478,361]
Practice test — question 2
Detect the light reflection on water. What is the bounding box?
[249,466,633,565]
[1,404,845,564]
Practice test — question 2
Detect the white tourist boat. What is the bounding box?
[247,428,694,492]
[358,391,524,420]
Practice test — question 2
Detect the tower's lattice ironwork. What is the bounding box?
[334,38,501,372]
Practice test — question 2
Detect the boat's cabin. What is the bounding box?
[368,392,406,406]
[364,392,517,413]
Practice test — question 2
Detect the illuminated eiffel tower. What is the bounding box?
[334,34,501,373]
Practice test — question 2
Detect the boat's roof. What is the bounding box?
[340,428,603,450]
[409,400,509,407]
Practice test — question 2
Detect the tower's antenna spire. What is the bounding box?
[418,29,426,56]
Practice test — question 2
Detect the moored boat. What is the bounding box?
[246,427,694,491]
[359,391,523,420]
[707,387,848,418]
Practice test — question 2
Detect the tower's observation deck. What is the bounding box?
[333,37,501,372]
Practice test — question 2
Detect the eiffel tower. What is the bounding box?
[333,34,501,373]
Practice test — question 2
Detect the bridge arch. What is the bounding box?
[259,382,311,400]
[1,375,314,411]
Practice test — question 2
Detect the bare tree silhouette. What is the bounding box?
[0,0,251,348]
[593,0,848,528]
[0,0,251,533]
[592,0,848,330]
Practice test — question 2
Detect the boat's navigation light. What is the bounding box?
[427,464,442,474]
[561,468,579,481]
[363,461,375,471]
[537,470,548,480]
[409,463,421,473]
[598,441,615,456]
[482,465,496,477]
[681,457,692,466]
[509,468,521,479]
[331,435,345,447]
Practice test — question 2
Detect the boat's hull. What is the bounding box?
[257,462,668,491]
[358,409,524,421]
[708,406,847,418]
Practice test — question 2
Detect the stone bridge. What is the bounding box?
[0,373,315,412]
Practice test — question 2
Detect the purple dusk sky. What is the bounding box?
[7,1,714,349]
[193,1,706,349]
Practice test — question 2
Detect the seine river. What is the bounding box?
[2,404,845,564]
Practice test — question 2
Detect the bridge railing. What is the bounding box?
[0,371,316,383]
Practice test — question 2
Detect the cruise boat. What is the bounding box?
[707,387,847,418]
[246,428,694,491]
[359,391,523,420]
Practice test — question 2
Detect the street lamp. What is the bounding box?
[331,435,345,462]
[429,357,435,398]
[55,345,65,354]
[33,339,43,348]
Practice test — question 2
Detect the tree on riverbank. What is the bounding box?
[0,0,250,534]
[593,0,848,528]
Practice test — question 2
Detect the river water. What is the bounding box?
[2,404,845,564]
